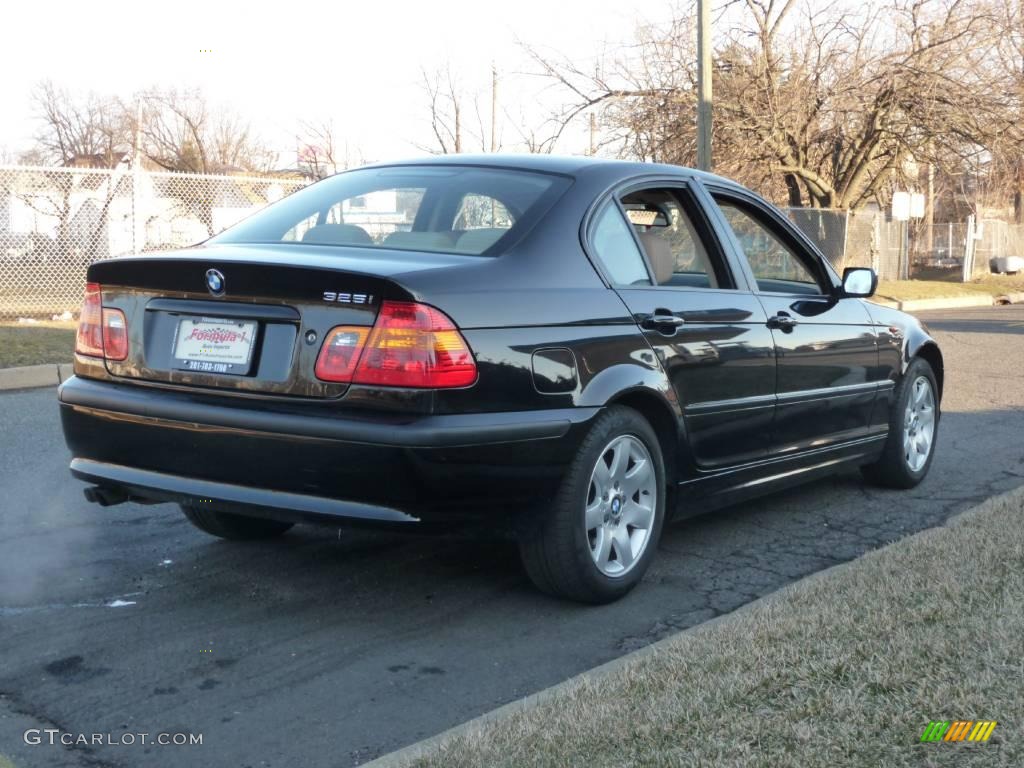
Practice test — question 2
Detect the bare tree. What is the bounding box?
[130,87,273,174]
[20,82,292,256]
[530,0,1014,212]
[419,65,466,154]
[22,82,136,262]
[31,81,129,167]
[296,119,346,180]
[418,63,507,154]
[987,0,1024,222]
[504,104,560,154]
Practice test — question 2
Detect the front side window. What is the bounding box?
[212,166,569,257]
[715,199,823,293]
[589,202,651,286]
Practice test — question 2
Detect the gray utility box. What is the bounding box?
[990,256,1024,275]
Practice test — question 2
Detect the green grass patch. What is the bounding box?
[404,486,1024,767]
[0,321,77,368]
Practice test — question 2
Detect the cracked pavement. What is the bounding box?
[1,305,1022,767]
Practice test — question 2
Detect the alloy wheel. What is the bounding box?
[904,375,936,472]
[585,434,657,577]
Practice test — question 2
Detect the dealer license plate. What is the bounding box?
[172,317,256,375]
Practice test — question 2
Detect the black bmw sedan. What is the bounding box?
[59,155,942,603]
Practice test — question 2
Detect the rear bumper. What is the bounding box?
[69,458,423,526]
[59,376,598,525]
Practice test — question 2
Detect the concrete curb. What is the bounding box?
[361,484,1024,768]
[996,291,1024,306]
[0,362,73,391]
[873,291,1024,311]
[874,294,995,312]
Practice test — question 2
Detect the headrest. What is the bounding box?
[638,231,674,285]
[302,223,373,245]
[383,231,458,251]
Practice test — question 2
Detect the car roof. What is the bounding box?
[360,153,744,190]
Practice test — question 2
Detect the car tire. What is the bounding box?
[180,504,294,540]
[861,357,940,489]
[519,405,666,604]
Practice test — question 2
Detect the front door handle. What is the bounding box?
[767,312,798,332]
[642,313,685,334]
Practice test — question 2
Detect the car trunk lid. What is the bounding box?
[85,244,468,398]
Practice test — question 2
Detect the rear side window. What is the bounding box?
[620,187,732,289]
[211,166,570,256]
[589,202,651,286]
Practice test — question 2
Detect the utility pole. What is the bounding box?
[132,99,144,254]
[589,112,596,156]
[925,161,935,259]
[696,0,712,171]
[490,63,498,153]
[1017,0,1024,223]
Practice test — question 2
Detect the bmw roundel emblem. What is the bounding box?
[205,268,225,296]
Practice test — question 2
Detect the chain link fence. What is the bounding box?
[785,208,901,279]
[976,219,1024,274]
[3,166,1023,321]
[0,165,307,319]
[784,208,1024,282]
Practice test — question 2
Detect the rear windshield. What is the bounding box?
[210,165,570,256]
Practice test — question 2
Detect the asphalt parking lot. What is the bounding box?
[2,305,1023,768]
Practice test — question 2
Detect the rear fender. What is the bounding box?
[577,363,680,417]
[577,362,689,491]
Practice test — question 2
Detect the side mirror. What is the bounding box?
[841,267,877,298]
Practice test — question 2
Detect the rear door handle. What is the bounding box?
[642,313,685,333]
[766,313,798,332]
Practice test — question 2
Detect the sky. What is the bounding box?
[0,0,682,165]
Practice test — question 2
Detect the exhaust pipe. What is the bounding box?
[83,486,130,507]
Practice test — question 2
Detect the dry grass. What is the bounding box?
[878,274,1024,302]
[403,486,1024,768]
[0,321,77,368]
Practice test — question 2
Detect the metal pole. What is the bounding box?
[902,220,910,280]
[925,162,935,258]
[841,209,850,268]
[132,100,144,255]
[490,63,497,223]
[490,63,498,153]
[962,215,975,282]
[696,0,712,171]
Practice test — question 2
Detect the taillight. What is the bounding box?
[314,326,370,382]
[75,283,129,361]
[75,283,104,357]
[355,301,477,387]
[314,301,477,388]
[102,308,129,361]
